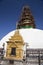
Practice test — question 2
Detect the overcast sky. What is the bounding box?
[0,0,43,40]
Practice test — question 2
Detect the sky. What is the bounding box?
[0,0,43,40]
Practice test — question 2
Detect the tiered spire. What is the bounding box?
[16,6,36,29]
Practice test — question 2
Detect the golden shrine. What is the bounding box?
[6,30,25,60]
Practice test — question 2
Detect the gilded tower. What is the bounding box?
[16,6,35,29]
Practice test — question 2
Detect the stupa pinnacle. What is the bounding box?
[16,6,36,29]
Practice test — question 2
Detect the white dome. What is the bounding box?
[0,28,43,49]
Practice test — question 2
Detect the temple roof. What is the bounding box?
[7,30,24,44]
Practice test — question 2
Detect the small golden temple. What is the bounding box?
[6,30,25,60]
